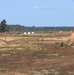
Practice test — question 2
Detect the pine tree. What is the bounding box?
[0,19,7,32]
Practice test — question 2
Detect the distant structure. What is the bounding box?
[59,31,62,33]
[28,32,30,34]
[24,32,34,34]
[24,32,27,34]
[32,32,34,34]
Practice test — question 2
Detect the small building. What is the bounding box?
[32,32,34,34]
[24,32,26,34]
[28,32,30,34]
[59,31,62,33]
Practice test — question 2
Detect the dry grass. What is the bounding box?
[0,32,73,75]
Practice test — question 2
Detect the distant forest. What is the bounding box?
[7,25,74,32]
[0,20,74,33]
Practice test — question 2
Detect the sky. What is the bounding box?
[0,0,74,27]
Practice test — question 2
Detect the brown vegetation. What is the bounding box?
[0,32,74,75]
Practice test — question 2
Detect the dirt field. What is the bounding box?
[0,32,74,75]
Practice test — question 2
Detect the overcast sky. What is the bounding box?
[0,0,74,27]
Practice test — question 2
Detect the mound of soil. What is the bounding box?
[66,32,74,46]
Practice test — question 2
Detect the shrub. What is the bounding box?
[60,41,64,47]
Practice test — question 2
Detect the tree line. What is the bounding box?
[0,19,74,33]
[0,19,25,33]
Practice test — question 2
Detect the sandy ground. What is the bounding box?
[0,36,21,41]
[0,34,70,48]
